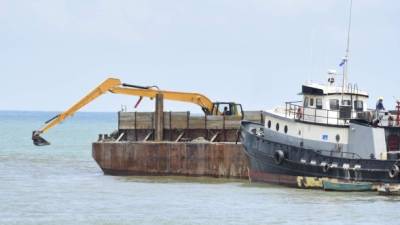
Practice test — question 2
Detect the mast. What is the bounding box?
[341,0,353,99]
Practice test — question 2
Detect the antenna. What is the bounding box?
[308,28,316,83]
[341,0,353,99]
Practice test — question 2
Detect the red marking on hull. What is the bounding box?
[249,170,298,187]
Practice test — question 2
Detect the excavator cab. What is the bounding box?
[211,102,244,119]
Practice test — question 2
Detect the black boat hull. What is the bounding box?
[240,121,400,188]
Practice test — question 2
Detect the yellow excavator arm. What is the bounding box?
[110,86,214,113]
[32,77,216,146]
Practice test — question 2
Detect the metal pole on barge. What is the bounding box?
[154,93,164,141]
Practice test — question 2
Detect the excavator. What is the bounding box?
[32,77,244,146]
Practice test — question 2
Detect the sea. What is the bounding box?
[0,111,399,225]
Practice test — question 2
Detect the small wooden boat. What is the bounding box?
[377,184,400,196]
[323,180,373,192]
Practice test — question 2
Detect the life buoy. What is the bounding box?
[273,150,285,165]
[389,165,399,179]
[296,107,304,119]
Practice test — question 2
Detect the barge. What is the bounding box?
[93,109,264,178]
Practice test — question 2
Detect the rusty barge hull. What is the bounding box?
[92,142,249,179]
[92,95,264,179]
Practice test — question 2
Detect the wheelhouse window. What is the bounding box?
[310,98,315,107]
[304,97,309,108]
[329,99,339,110]
[354,100,364,112]
[316,98,323,109]
[341,100,351,106]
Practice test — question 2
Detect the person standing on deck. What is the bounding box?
[376,97,386,111]
[373,97,386,126]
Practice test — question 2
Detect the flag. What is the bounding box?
[339,57,347,67]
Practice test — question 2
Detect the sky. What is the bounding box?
[0,0,399,113]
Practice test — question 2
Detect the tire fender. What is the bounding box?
[273,150,285,165]
[389,164,400,179]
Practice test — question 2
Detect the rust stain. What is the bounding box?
[92,142,249,179]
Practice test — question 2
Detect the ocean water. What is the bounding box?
[0,111,399,225]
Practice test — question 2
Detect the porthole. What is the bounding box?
[276,123,280,131]
[267,120,272,128]
[284,125,288,134]
[336,134,340,142]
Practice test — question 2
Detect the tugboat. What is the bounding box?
[240,76,400,190]
[240,0,400,191]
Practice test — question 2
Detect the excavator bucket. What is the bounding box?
[32,131,50,146]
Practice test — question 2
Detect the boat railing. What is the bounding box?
[315,149,362,159]
[284,101,348,126]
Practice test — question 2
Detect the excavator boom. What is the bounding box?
[32,77,217,146]
[111,86,214,114]
[32,78,122,146]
